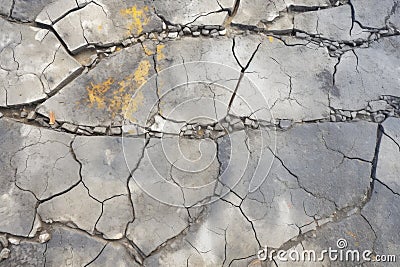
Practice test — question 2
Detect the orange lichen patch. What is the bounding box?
[142,44,154,56]
[83,60,151,121]
[134,60,151,87]
[120,5,150,36]
[156,44,165,61]
[86,78,114,109]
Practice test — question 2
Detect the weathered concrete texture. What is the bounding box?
[73,136,145,201]
[44,227,106,266]
[274,121,376,208]
[332,36,400,111]
[37,44,155,127]
[144,200,259,266]
[37,0,163,53]
[154,0,235,26]
[290,214,377,266]
[294,5,369,41]
[218,122,376,248]
[0,17,82,106]
[96,195,133,239]
[88,242,141,267]
[233,0,287,25]
[231,0,333,32]
[0,0,57,22]
[362,182,400,259]
[38,184,102,233]
[127,181,190,256]
[352,0,400,30]
[378,118,400,193]
[127,137,219,207]
[0,0,13,18]
[0,119,40,236]
[11,130,79,201]
[2,226,138,266]
[0,241,46,267]
[234,35,335,122]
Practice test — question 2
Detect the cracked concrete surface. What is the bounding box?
[0,0,399,266]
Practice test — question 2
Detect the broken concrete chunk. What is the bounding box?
[154,0,235,25]
[61,122,78,133]
[41,0,163,53]
[331,36,400,111]
[38,184,102,233]
[0,17,82,107]
[37,44,155,127]
[294,5,368,41]
[352,0,399,29]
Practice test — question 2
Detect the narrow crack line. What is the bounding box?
[347,1,356,36]
[359,213,378,253]
[37,137,82,204]
[227,72,244,111]
[374,178,400,196]
[34,22,75,57]
[221,198,261,247]
[184,8,228,26]
[43,242,48,267]
[84,243,108,267]
[231,38,244,69]
[267,146,339,209]
[367,124,384,201]
[124,137,150,236]
[146,225,190,258]
[227,39,261,111]
[228,254,257,267]
[382,130,400,152]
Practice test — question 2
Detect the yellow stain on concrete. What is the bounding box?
[268,36,274,43]
[142,44,154,56]
[120,5,150,36]
[156,44,165,61]
[134,60,151,87]
[86,78,114,109]
[98,24,103,31]
[84,60,151,121]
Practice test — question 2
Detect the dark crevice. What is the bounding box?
[84,243,108,267]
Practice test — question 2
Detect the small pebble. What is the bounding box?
[201,29,210,35]
[122,39,132,47]
[61,123,78,133]
[279,119,292,129]
[38,231,51,244]
[183,27,191,34]
[219,29,227,36]
[20,111,28,118]
[373,113,386,123]
[0,235,8,248]
[168,32,178,39]
[93,127,107,134]
[192,31,201,37]
[110,127,122,135]
[0,248,10,260]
